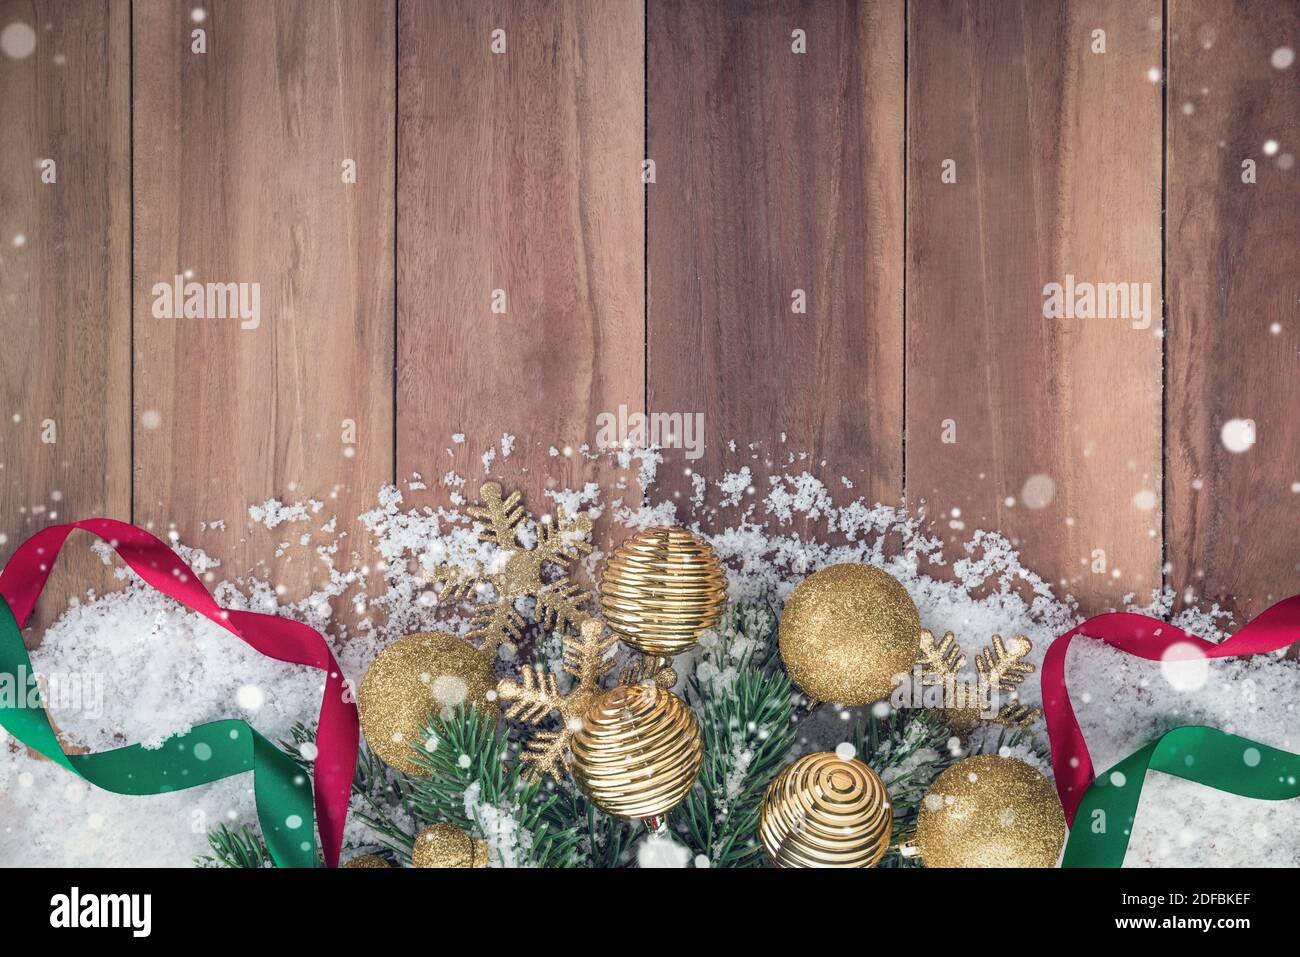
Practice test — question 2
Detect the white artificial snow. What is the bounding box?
[462,781,530,868]
[247,499,311,530]
[690,473,707,507]
[2,440,1296,866]
[636,831,692,868]
[545,482,603,523]
[0,558,323,866]
[717,468,751,508]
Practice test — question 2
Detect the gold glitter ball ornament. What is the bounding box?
[914,755,1066,868]
[411,823,490,868]
[342,854,391,868]
[778,563,921,706]
[359,632,500,776]
[570,684,703,819]
[599,526,727,656]
[759,752,893,868]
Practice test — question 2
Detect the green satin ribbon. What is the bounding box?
[1063,725,1300,867]
[0,596,318,867]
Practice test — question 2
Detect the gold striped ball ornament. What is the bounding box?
[358,632,500,776]
[914,755,1066,868]
[599,526,727,656]
[779,563,921,706]
[759,751,893,868]
[342,854,391,868]
[411,823,490,868]
[571,683,702,819]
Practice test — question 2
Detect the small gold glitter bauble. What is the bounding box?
[599,526,727,656]
[914,755,1066,868]
[342,854,391,868]
[411,823,490,868]
[358,632,500,776]
[759,752,893,868]
[778,563,921,706]
[571,684,702,819]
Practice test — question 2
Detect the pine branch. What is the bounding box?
[852,708,961,868]
[677,604,798,868]
[678,667,797,867]
[402,706,587,867]
[271,710,621,868]
[195,824,271,869]
[402,706,512,828]
[545,783,637,868]
[279,721,414,853]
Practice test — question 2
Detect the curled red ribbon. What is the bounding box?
[1043,595,1300,824]
[0,518,359,867]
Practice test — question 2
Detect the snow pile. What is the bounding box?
[2,437,1297,867]
[636,831,693,868]
[0,568,322,867]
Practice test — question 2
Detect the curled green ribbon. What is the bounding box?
[1063,725,1300,867]
[0,596,317,867]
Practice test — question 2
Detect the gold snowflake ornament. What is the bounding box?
[428,482,594,659]
[917,629,1040,729]
[496,617,676,782]
[496,617,617,781]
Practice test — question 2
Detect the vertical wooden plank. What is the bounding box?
[907,0,1163,613]
[0,0,130,631]
[648,0,905,514]
[398,0,645,542]
[134,1,395,618]
[1167,0,1300,622]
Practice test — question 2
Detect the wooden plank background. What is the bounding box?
[908,0,1163,610]
[0,0,130,635]
[398,0,644,544]
[1166,0,1300,623]
[1,0,1296,632]
[648,0,904,510]
[133,0,395,613]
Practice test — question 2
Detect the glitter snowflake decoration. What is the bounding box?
[495,617,617,781]
[917,630,1040,728]
[428,481,594,660]
[496,617,676,782]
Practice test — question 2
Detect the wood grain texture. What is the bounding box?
[133,0,395,620]
[1166,0,1300,623]
[647,0,904,518]
[397,0,644,544]
[906,0,1163,613]
[0,0,130,634]
[4,0,1294,633]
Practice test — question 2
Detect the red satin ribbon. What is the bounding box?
[1043,595,1300,824]
[0,518,358,867]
